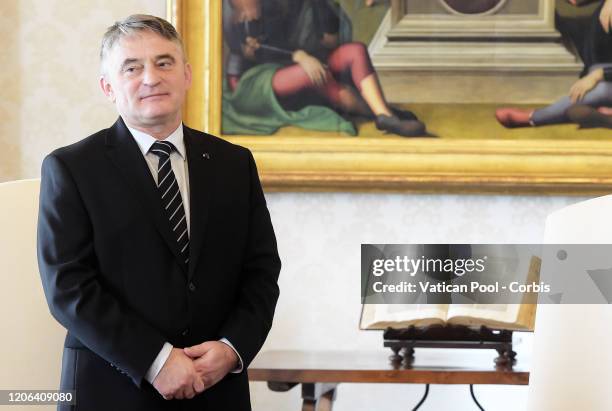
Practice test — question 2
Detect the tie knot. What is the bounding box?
[150,141,176,158]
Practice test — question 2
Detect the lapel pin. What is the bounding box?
[202,153,210,160]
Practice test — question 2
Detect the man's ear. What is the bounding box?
[99,75,115,102]
[184,62,193,89]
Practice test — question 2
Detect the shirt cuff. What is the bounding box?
[219,338,244,373]
[144,342,173,383]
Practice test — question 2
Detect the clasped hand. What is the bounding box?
[152,341,239,400]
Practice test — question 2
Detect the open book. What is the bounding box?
[360,256,540,331]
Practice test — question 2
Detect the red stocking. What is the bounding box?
[271,42,375,107]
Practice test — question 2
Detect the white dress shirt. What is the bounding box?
[127,124,243,384]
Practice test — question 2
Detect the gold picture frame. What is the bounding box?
[168,0,612,194]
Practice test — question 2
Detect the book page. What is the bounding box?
[446,303,522,328]
[360,304,448,330]
[445,255,540,330]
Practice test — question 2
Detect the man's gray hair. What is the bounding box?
[100,14,185,73]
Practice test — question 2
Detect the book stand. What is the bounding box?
[384,324,516,367]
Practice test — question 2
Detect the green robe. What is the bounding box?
[221,63,357,136]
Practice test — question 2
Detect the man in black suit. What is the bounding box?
[37,14,280,411]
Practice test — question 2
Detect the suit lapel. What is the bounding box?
[105,117,188,274]
[184,126,215,281]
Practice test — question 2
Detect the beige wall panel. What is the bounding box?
[1,0,166,180]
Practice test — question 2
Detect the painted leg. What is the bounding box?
[327,43,426,136]
[359,74,392,116]
[360,74,426,136]
[533,80,612,126]
[567,105,612,128]
[272,64,369,115]
[337,86,371,116]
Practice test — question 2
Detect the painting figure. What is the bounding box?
[496,0,612,128]
[222,0,427,137]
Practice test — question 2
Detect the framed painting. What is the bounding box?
[168,0,612,194]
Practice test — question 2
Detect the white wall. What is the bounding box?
[255,192,583,410]
[0,1,591,410]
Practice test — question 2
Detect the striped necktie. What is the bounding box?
[150,141,189,265]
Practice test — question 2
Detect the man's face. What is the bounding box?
[100,30,192,129]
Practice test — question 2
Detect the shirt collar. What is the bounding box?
[127,123,186,159]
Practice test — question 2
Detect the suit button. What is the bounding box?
[182,328,190,336]
[188,282,196,292]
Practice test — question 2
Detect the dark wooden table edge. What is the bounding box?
[248,369,530,385]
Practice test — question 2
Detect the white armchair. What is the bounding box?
[0,179,64,409]
[527,194,612,411]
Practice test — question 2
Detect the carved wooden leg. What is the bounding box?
[402,346,415,368]
[389,346,402,363]
[494,344,517,367]
[301,383,338,411]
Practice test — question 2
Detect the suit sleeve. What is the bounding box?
[218,151,281,369]
[37,154,167,387]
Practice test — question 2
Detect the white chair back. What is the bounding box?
[527,194,612,411]
[0,179,64,410]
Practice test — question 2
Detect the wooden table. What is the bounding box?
[248,350,529,411]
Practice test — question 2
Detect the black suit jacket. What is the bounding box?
[37,117,281,411]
